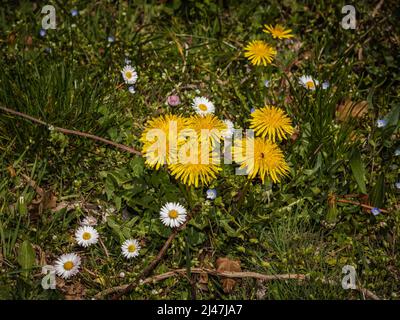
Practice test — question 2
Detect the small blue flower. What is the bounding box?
[395,182,400,190]
[128,86,135,94]
[395,148,400,156]
[107,36,115,43]
[322,81,329,89]
[39,29,46,37]
[206,189,217,200]
[71,9,79,17]
[264,80,270,87]
[124,58,132,65]
[250,107,255,114]
[371,207,381,216]
[376,119,387,128]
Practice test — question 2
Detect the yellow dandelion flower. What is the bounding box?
[234,137,289,183]
[263,24,294,39]
[168,146,221,187]
[140,114,188,169]
[250,106,294,142]
[244,40,277,66]
[186,114,226,146]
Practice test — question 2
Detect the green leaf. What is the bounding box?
[382,104,400,137]
[17,240,35,278]
[107,217,124,242]
[349,149,367,194]
[370,174,385,208]
[186,227,206,246]
[130,157,144,178]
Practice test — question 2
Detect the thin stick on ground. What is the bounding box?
[336,198,389,213]
[0,106,141,156]
[95,268,307,299]
[96,268,380,300]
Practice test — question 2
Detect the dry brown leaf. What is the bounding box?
[62,281,86,300]
[216,257,241,293]
[336,100,368,122]
[7,165,16,177]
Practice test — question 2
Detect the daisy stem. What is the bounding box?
[236,179,252,211]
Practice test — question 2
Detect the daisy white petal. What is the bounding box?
[121,239,141,259]
[299,75,319,90]
[81,216,98,226]
[54,253,81,279]
[74,226,99,247]
[192,97,215,116]
[159,202,187,228]
[121,65,138,84]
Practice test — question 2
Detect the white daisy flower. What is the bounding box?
[81,216,98,226]
[192,96,215,115]
[121,65,138,84]
[121,239,141,259]
[160,202,187,228]
[221,119,234,138]
[54,253,81,279]
[74,226,99,247]
[299,75,319,90]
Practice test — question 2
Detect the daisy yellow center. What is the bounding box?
[198,104,208,111]
[168,209,178,219]
[306,81,315,89]
[128,244,136,253]
[63,261,74,271]
[82,232,91,240]
[125,71,132,79]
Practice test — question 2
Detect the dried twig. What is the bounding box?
[95,268,307,299]
[336,198,389,213]
[0,106,141,156]
[96,268,381,300]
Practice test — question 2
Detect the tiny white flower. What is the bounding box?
[395,148,400,156]
[376,119,387,128]
[192,96,215,116]
[160,202,187,228]
[119,272,125,278]
[206,189,217,200]
[121,239,141,259]
[221,119,234,138]
[81,216,98,226]
[54,253,81,279]
[322,81,329,89]
[299,75,319,90]
[395,182,400,190]
[128,86,135,94]
[74,226,99,247]
[371,207,381,216]
[121,65,138,84]
[264,79,270,87]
